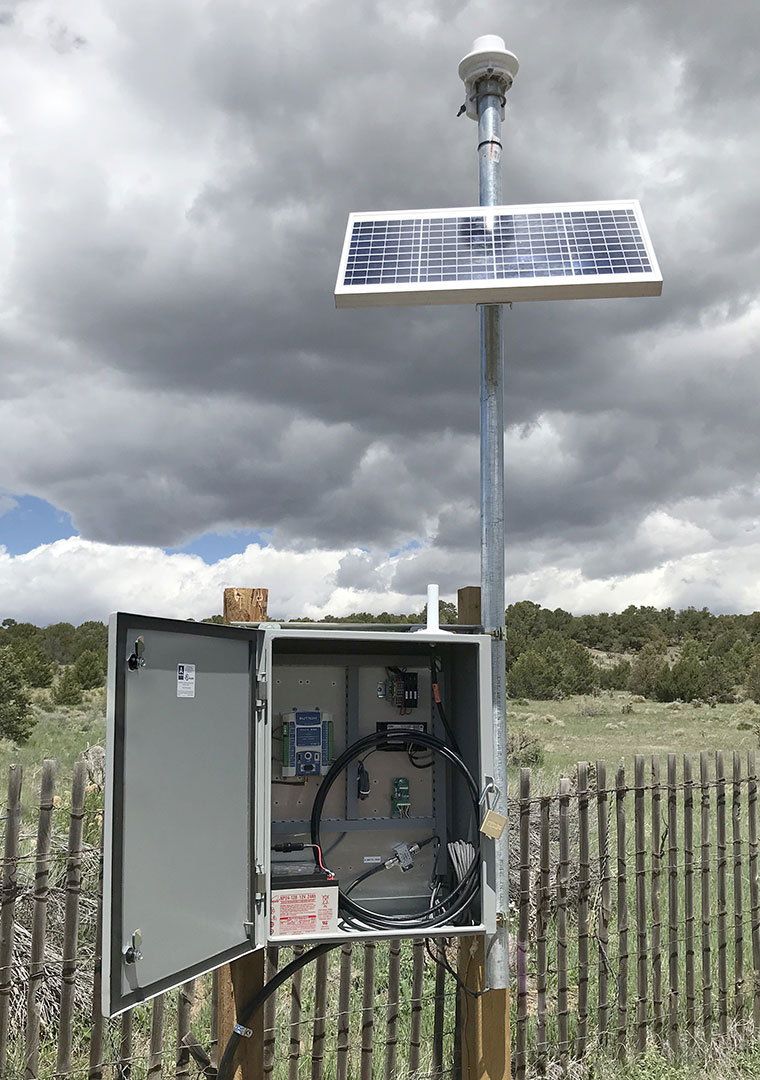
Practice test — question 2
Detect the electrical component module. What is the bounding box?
[392,777,411,818]
[281,709,333,776]
[385,667,418,711]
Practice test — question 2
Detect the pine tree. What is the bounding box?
[53,667,83,707]
[0,645,35,742]
[21,646,54,688]
[74,649,105,690]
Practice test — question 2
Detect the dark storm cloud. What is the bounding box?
[2,0,760,609]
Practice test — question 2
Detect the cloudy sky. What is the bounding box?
[1,0,759,625]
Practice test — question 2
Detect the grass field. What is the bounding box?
[9,686,758,796]
[507,690,760,794]
[0,688,106,809]
[4,686,760,1076]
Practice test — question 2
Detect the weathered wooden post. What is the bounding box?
[216,587,268,1079]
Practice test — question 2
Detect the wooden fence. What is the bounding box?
[2,751,760,1079]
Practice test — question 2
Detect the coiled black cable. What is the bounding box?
[310,727,480,931]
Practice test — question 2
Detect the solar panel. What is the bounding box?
[334,200,662,308]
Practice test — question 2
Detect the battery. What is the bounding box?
[270,872,339,938]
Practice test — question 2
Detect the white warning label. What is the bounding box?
[176,663,196,698]
[270,885,338,938]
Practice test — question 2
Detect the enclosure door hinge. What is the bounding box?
[255,675,268,720]
[254,864,266,910]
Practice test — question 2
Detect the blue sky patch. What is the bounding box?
[389,539,421,558]
[167,529,272,564]
[0,495,77,555]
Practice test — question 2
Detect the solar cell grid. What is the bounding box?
[337,201,661,306]
[343,206,652,288]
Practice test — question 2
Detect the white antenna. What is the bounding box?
[413,583,453,635]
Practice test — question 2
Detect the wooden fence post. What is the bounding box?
[147,996,165,1080]
[336,943,353,1080]
[633,756,647,1054]
[385,940,401,1080]
[361,942,377,1080]
[25,759,56,1080]
[716,750,728,1036]
[651,757,663,1048]
[576,763,590,1059]
[616,764,628,1062]
[408,940,425,1076]
[118,1010,133,1080]
[311,949,330,1080]
[515,768,531,1079]
[747,750,760,1030]
[536,797,550,1073]
[557,776,571,1071]
[700,751,712,1042]
[683,756,696,1042]
[732,752,744,1024]
[88,825,105,1080]
[216,587,268,1079]
[0,765,23,1076]
[456,585,511,1080]
[176,981,196,1080]
[288,946,304,1080]
[263,947,279,1078]
[432,939,446,1078]
[596,761,611,1046]
[667,754,679,1057]
[56,760,87,1080]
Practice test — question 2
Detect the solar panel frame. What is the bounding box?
[334,199,662,309]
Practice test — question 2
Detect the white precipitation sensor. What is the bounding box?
[458,34,519,121]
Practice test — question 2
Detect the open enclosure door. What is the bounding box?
[103,613,266,1016]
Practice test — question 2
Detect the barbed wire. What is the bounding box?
[519,773,760,807]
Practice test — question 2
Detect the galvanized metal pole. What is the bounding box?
[478,75,509,991]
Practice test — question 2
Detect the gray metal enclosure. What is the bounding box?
[103,614,493,1016]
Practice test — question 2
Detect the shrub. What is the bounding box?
[577,697,606,717]
[598,659,632,691]
[507,731,544,768]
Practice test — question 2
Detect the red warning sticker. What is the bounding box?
[270,885,338,937]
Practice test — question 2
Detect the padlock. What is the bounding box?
[480,808,508,840]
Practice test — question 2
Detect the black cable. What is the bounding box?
[311,728,480,931]
[431,653,462,756]
[216,942,339,1080]
[344,835,439,897]
[344,861,387,896]
[408,747,434,769]
[423,937,484,999]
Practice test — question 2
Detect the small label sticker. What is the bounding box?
[363,856,382,864]
[177,664,196,698]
